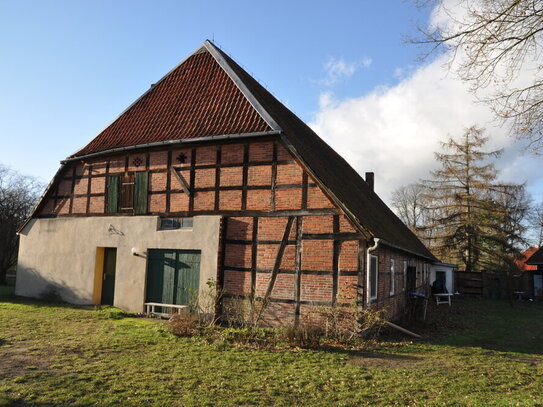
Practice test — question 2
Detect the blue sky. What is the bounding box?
[0,1,540,207]
[0,1,428,178]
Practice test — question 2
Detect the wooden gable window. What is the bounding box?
[106,171,148,215]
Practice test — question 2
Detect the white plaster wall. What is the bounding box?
[16,215,221,312]
[430,264,455,294]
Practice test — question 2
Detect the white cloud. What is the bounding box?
[361,57,373,68]
[309,54,542,205]
[318,57,372,86]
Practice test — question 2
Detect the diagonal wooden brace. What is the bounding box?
[170,167,191,196]
[256,216,295,323]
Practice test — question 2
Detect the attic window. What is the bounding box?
[106,172,148,215]
[159,217,193,230]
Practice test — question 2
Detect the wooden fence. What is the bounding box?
[454,271,531,299]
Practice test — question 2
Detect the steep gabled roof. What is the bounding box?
[526,246,543,265]
[209,44,435,260]
[38,41,436,260]
[72,46,272,157]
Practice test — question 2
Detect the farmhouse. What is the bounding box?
[525,247,543,300]
[16,41,437,325]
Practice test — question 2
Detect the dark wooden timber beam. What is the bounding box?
[294,216,303,326]
[170,167,192,196]
[257,216,295,322]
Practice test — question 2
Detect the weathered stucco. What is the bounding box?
[16,215,221,312]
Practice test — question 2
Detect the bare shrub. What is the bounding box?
[308,303,386,344]
[189,278,223,326]
[282,324,323,348]
[169,311,199,337]
[221,296,260,328]
[358,307,386,340]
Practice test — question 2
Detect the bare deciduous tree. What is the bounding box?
[391,183,427,230]
[529,201,543,246]
[0,165,43,285]
[412,0,543,152]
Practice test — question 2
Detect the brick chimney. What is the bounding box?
[365,172,374,190]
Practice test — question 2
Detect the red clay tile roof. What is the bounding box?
[516,247,539,271]
[72,49,271,157]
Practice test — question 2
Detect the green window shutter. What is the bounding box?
[134,171,148,215]
[106,175,120,213]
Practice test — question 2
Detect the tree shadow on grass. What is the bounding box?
[1,397,97,407]
[0,285,15,298]
[422,298,543,356]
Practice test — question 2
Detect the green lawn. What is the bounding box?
[1,290,542,407]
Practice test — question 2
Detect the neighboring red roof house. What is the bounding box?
[519,247,543,300]
[515,247,539,272]
[526,247,543,269]
[16,41,437,326]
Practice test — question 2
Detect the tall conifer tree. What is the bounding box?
[422,126,520,272]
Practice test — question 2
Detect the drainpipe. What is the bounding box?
[365,238,381,305]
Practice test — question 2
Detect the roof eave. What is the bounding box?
[64,130,282,163]
[17,164,67,234]
[377,238,438,262]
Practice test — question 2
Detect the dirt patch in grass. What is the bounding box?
[0,397,33,407]
[506,355,543,367]
[0,344,52,379]
[348,351,424,369]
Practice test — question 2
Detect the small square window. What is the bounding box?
[158,217,193,230]
[180,217,193,228]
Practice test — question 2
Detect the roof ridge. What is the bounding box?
[203,40,281,132]
[212,44,436,260]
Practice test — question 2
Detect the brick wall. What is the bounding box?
[223,212,363,325]
[368,245,432,319]
[39,138,344,218]
[35,136,427,325]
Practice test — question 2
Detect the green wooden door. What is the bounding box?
[101,248,117,305]
[146,250,201,306]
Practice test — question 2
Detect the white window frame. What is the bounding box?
[368,254,378,301]
[424,263,428,283]
[390,259,395,295]
[403,260,408,291]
